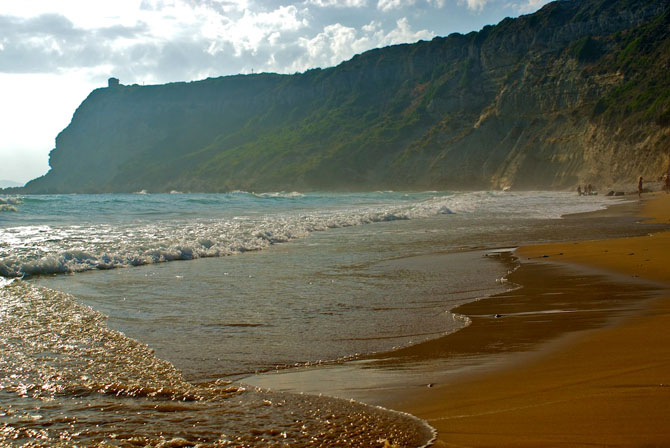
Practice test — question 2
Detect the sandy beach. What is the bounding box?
[394,193,670,447]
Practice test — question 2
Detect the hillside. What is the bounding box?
[22,0,670,193]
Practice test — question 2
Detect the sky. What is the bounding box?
[0,0,550,184]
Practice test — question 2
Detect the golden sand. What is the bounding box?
[398,193,670,447]
[518,194,670,285]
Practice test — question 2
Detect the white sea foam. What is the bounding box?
[0,277,15,287]
[0,196,23,212]
[0,196,23,205]
[254,191,305,198]
[0,191,619,278]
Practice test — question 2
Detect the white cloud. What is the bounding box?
[362,21,380,32]
[378,17,432,45]
[457,0,489,12]
[516,0,551,14]
[306,0,367,7]
[294,23,362,69]
[290,18,433,71]
[206,5,309,56]
[377,0,415,12]
[1,0,148,29]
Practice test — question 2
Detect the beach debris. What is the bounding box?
[493,314,503,318]
[427,383,434,388]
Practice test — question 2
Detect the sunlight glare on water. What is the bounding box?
[0,280,434,447]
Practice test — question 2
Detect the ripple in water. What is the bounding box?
[0,281,435,447]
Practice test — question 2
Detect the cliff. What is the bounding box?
[23,0,670,193]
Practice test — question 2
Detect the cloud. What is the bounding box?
[306,0,368,7]
[379,17,432,45]
[459,0,489,12]
[290,18,432,71]
[177,0,253,14]
[0,3,309,78]
[516,0,551,14]
[377,0,416,12]
[0,14,149,73]
[0,0,434,85]
[203,5,309,56]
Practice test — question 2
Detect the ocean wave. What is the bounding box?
[254,191,305,199]
[0,196,23,205]
[0,191,618,278]
[0,196,23,212]
[0,198,437,277]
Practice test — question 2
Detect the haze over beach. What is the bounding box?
[2,0,670,447]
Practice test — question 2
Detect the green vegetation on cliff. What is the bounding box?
[23,0,670,193]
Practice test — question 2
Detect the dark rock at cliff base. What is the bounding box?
[23,0,670,194]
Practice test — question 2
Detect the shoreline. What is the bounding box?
[10,190,669,446]
[394,193,670,446]
[241,193,670,446]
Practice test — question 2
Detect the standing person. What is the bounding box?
[577,185,582,196]
[638,176,643,199]
[664,173,669,193]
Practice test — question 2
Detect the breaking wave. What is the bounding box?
[0,191,617,278]
[0,196,22,212]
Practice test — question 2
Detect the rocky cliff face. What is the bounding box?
[23,0,670,193]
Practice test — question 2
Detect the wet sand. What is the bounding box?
[396,193,670,446]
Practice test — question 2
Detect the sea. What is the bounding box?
[0,191,644,447]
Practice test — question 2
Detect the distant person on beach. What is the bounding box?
[638,176,643,199]
[664,173,669,193]
[587,184,593,195]
[577,185,582,196]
